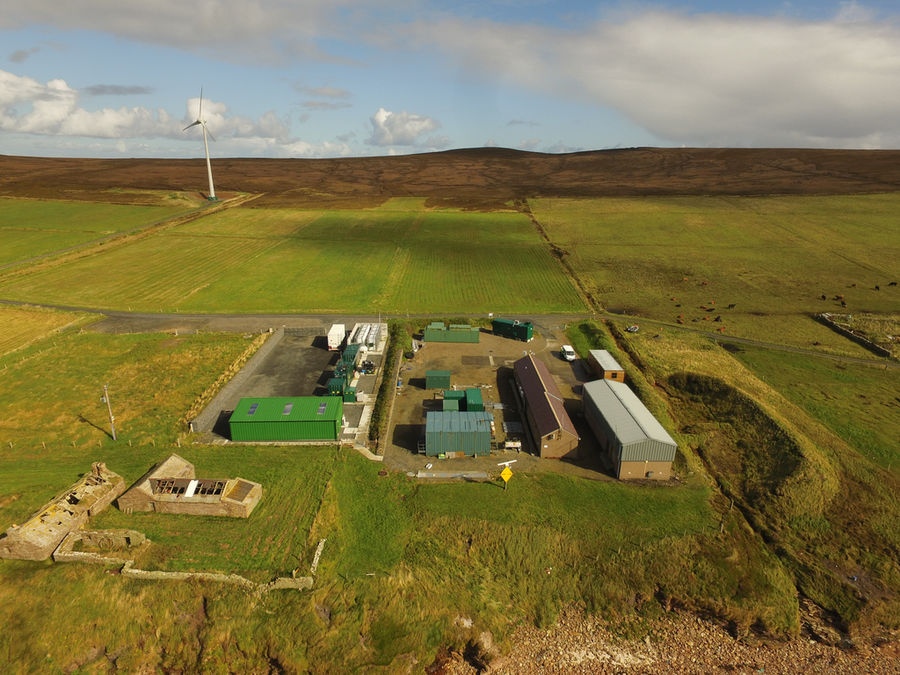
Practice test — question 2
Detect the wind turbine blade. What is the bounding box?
[183,120,201,131]
[204,124,216,142]
[198,87,203,119]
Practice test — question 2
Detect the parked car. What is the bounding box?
[560,345,577,361]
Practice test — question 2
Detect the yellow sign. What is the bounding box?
[500,466,513,483]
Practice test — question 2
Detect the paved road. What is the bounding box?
[1,298,896,370]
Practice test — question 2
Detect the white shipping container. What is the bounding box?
[327,324,346,350]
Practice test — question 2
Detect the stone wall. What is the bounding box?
[52,529,147,565]
[814,313,892,358]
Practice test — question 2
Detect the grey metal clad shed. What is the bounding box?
[583,379,676,463]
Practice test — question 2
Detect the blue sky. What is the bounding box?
[2,1,899,158]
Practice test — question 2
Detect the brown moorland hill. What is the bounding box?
[2,147,900,208]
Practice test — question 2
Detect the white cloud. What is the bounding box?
[402,8,900,147]
[366,107,441,146]
[0,1,398,65]
[0,70,341,156]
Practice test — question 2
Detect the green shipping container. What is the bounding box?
[229,397,343,441]
[443,399,459,412]
[492,318,533,341]
[443,390,465,400]
[424,323,480,343]
[465,388,484,412]
[426,370,451,389]
[342,343,361,368]
[326,377,344,396]
[343,387,357,403]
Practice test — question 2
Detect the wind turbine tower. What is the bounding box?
[183,89,218,201]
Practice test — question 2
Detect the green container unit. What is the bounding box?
[443,398,459,412]
[443,390,465,401]
[426,369,451,389]
[492,318,534,342]
[424,322,480,343]
[229,396,343,441]
[465,388,484,412]
[326,377,345,396]
[341,343,361,369]
[342,387,357,403]
[425,411,492,457]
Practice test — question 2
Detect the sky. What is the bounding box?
[2,1,900,158]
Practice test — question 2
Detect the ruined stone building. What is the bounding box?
[117,454,261,518]
[0,462,125,561]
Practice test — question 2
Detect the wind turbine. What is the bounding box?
[183,89,217,201]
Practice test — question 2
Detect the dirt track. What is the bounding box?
[4,147,900,208]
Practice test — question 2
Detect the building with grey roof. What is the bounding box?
[587,349,625,382]
[513,354,579,459]
[583,379,677,480]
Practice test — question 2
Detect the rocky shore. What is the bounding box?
[438,607,899,674]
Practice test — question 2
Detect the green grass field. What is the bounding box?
[0,199,585,314]
[619,322,900,633]
[731,345,900,473]
[0,197,196,267]
[0,191,898,670]
[0,305,88,356]
[531,194,900,352]
[0,312,803,670]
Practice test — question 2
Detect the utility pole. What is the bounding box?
[102,384,117,441]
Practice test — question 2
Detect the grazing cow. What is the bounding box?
[841,300,847,307]
[875,285,880,291]
[889,281,897,286]
[727,303,736,309]
[820,295,827,300]
[714,316,722,322]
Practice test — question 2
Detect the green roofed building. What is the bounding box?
[229,397,343,442]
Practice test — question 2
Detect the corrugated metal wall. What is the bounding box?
[425,411,492,456]
[229,419,339,441]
